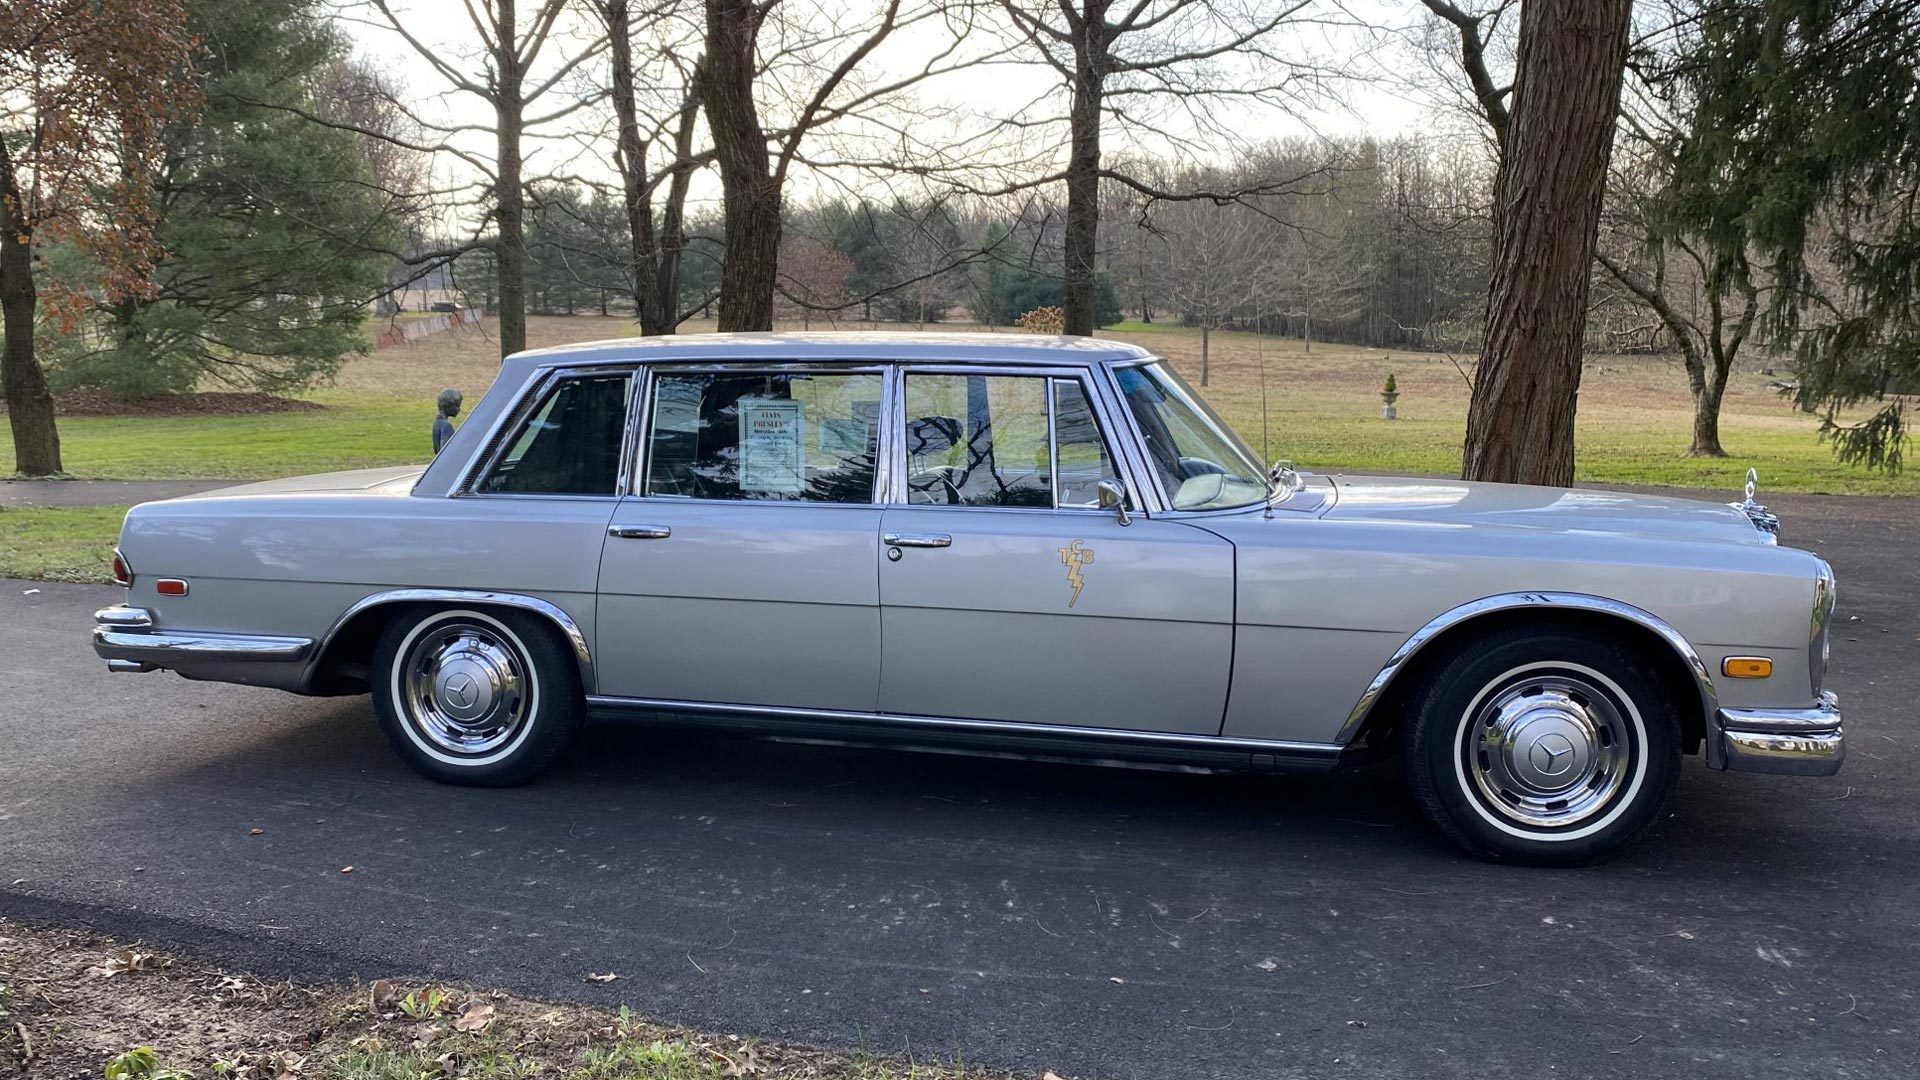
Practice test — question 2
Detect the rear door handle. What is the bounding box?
[608,524,671,540]
[883,532,952,549]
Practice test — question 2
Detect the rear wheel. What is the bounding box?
[372,607,584,785]
[1403,626,1682,864]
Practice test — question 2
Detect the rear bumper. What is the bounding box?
[92,605,313,685]
[1709,690,1844,776]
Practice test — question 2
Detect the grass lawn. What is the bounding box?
[0,505,126,582]
[2,314,1913,494]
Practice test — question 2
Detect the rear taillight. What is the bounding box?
[111,549,132,587]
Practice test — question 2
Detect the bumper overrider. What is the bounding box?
[93,605,313,675]
[1710,690,1845,776]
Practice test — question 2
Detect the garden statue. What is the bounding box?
[433,388,463,453]
[1380,372,1399,420]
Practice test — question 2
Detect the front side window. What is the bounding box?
[903,373,1118,508]
[643,371,882,503]
[1113,362,1267,511]
[476,371,633,495]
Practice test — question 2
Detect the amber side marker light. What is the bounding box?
[156,578,189,597]
[1722,657,1773,679]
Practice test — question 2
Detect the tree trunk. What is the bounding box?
[1061,10,1107,337]
[493,3,529,357]
[0,174,62,476]
[1200,324,1211,386]
[606,0,661,334]
[1460,0,1632,487]
[700,0,780,332]
[1690,371,1728,457]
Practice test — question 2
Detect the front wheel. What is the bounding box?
[1403,626,1682,864]
[372,607,585,785]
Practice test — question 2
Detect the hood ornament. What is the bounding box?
[1731,467,1781,540]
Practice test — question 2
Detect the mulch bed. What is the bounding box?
[5,391,329,418]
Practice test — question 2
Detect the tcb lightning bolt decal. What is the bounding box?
[1057,540,1095,607]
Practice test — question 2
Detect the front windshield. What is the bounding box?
[1112,361,1268,511]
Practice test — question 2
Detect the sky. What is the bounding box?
[335,0,1446,218]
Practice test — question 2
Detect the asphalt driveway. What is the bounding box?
[1,489,1914,1079]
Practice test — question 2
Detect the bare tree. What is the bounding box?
[694,0,988,331]
[1419,0,1635,485]
[997,0,1326,335]
[595,0,708,335]
[1157,180,1262,384]
[363,0,607,356]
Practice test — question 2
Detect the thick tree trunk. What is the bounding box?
[606,0,662,334]
[700,0,779,332]
[1061,17,1106,337]
[1690,371,1728,457]
[492,0,528,357]
[0,180,62,476]
[1460,0,1632,487]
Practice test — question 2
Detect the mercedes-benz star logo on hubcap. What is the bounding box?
[1530,734,1577,776]
[444,673,476,709]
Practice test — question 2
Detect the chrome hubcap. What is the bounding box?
[1465,674,1632,829]
[401,622,529,756]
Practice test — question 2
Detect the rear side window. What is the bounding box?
[476,371,633,496]
[643,371,882,503]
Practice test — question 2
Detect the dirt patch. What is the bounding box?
[27,391,330,418]
[0,917,1045,1080]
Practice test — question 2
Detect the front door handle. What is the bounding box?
[608,524,672,540]
[883,532,952,549]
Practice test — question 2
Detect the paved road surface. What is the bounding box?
[1,490,1914,1079]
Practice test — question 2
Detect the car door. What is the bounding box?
[595,365,887,712]
[877,367,1236,734]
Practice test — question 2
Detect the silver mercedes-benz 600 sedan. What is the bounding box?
[93,333,1844,862]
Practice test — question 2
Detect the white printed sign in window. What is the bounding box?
[739,399,805,493]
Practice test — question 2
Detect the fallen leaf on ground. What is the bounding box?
[585,972,619,983]
[340,866,354,874]
[90,949,171,978]
[1108,977,1124,984]
[13,1023,34,1062]
[452,1003,496,1033]
[249,828,264,836]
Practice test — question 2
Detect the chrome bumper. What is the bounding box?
[1709,690,1844,776]
[92,605,314,671]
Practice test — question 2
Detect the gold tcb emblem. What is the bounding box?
[1058,539,1095,607]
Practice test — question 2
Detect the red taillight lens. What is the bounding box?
[111,550,132,587]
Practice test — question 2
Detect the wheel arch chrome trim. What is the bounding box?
[306,589,595,693]
[1334,592,1718,747]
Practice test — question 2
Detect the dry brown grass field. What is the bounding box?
[335,314,1913,496]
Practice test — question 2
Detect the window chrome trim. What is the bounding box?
[632,364,890,506]
[893,365,1138,513]
[459,365,638,498]
[1335,592,1718,748]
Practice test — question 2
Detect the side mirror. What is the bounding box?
[1096,478,1131,526]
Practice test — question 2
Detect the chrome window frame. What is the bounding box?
[626,361,894,508]
[890,364,1139,515]
[1095,356,1267,518]
[458,364,640,500]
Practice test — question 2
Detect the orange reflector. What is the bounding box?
[1722,657,1773,679]
[156,578,189,597]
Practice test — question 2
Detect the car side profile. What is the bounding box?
[93,333,1845,863]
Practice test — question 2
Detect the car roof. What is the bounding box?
[505,331,1157,376]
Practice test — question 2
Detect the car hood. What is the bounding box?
[170,466,427,501]
[1322,474,1772,546]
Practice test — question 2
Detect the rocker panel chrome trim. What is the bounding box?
[1336,592,1718,746]
[585,694,1342,768]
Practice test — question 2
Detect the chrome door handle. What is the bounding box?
[883,532,952,549]
[608,524,671,540]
